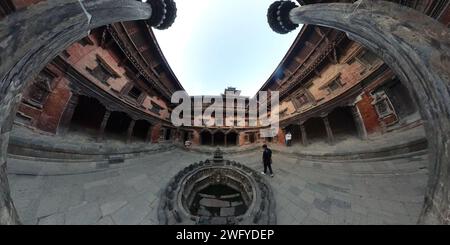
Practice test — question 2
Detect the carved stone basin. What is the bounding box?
[158,149,276,225]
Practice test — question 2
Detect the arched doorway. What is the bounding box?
[164,128,173,141]
[182,130,192,143]
[226,131,238,146]
[69,95,106,138]
[327,107,358,141]
[104,111,132,141]
[132,120,152,142]
[200,130,212,146]
[303,117,327,144]
[213,131,225,146]
[285,124,302,145]
[248,132,257,144]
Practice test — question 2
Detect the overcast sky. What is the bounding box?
[153,0,301,97]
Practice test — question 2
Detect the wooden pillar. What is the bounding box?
[322,115,334,145]
[351,105,368,140]
[300,122,308,146]
[225,133,228,147]
[97,110,111,141]
[58,93,79,135]
[126,119,136,143]
[163,126,167,141]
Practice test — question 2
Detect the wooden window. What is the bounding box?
[328,78,343,92]
[320,73,345,94]
[355,50,380,73]
[292,88,314,110]
[296,94,309,106]
[15,112,33,126]
[372,92,395,118]
[86,55,120,85]
[88,65,111,85]
[24,70,55,108]
[128,86,142,100]
[149,101,163,115]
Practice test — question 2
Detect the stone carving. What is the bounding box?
[158,153,276,225]
[213,147,223,162]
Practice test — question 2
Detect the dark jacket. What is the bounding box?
[263,148,272,165]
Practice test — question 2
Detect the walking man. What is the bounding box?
[261,144,274,177]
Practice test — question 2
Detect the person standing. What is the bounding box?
[261,144,274,177]
[285,132,292,146]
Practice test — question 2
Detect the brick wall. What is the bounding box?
[356,92,381,134]
[151,124,162,143]
[239,132,247,146]
[35,78,71,133]
[278,128,285,145]
[16,62,72,134]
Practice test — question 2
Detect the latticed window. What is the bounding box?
[292,89,314,110]
[372,92,395,118]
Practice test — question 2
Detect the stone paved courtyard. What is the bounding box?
[7,148,428,225]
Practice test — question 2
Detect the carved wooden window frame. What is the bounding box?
[371,91,396,119]
[86,54,121,85]
[319,72,346,95]
[291,87,315,110]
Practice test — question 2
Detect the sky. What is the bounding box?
[153,0,301,97]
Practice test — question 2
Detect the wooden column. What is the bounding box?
[97,110,111,141]
[58,93,79,135]
[126,119,136,143]
[300,122,308,146]
[322,115,334,145]
[351,105,368,140]
[225,133,228,147]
